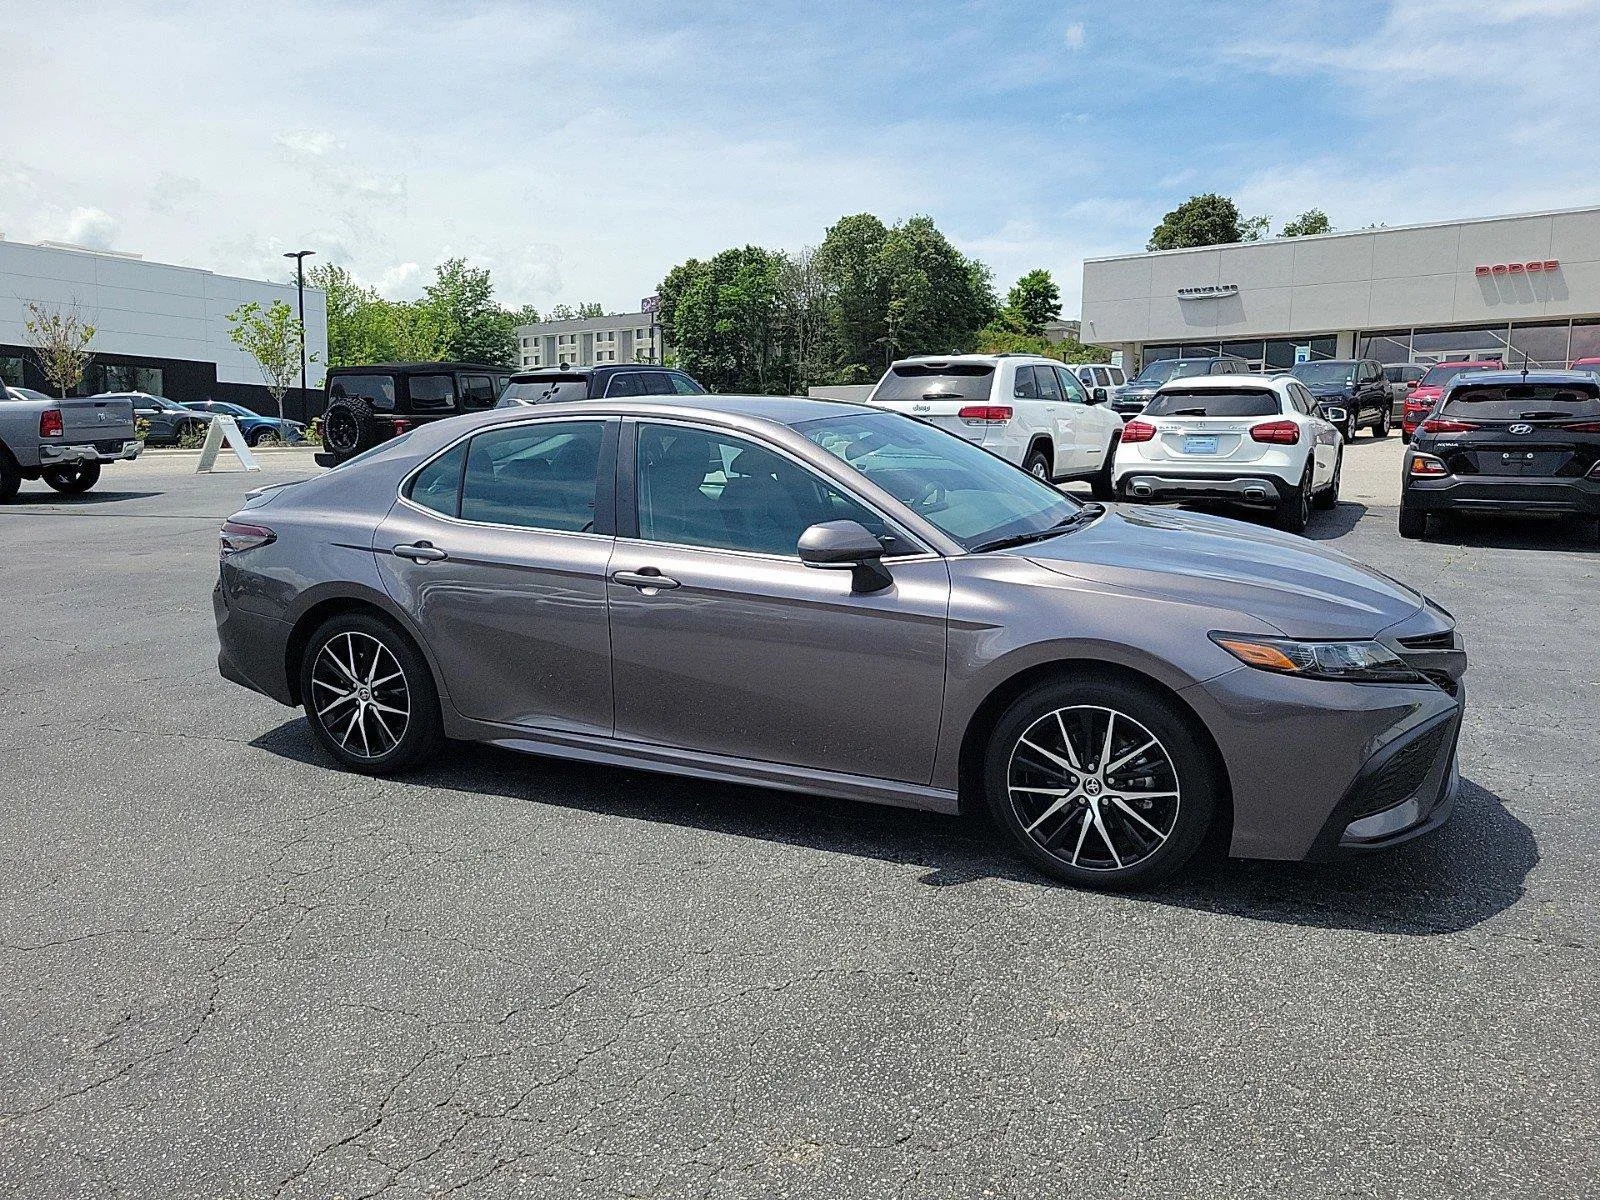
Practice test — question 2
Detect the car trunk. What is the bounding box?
[1145,417,1274,464]
[1431,383,1600,479]
[867,363,998,444]
[59,395,137,445]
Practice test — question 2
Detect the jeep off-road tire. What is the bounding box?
[322,397,381,462]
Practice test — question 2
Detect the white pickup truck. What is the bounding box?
[866,354,1124,497]
[0,387,142,501]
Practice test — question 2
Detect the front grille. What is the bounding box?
[1350,723,1453,819]
[1398,630,1455,651]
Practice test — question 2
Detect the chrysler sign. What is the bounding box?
[1177,283,1240,299]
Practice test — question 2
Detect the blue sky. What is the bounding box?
[3,0,1597,316]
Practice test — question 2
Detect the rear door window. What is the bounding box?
[407,374,457,413]
[873,364,995,402]
[1144,389,1283,418]
[604,372,648,397]
[407,441,468,516]
[459,421,605,531]
[668,372,705,395]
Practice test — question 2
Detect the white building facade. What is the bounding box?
[514,311,660,371]
[0,238,328,417]
[1080,205,1600,373]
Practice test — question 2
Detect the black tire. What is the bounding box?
[1374,405,1392,438]
[1344,412,1358,443]
[322,397,380,461]
[42,461,101,494]
[1313,450,1341,510]
[299,612,443,774]
[1090,434,1119,500]
[249,428,281,447]
[984,674,1220,889]
[0,452,20,503]
[1275,461,1312,533]
[1397,500,1427,539]
[1023,444,1053,482]
[1401,429,1413,444]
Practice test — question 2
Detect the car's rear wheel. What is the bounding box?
[0,453,20,503]
[322,397,380,461]
[1397,500,1427,539]
[300,613,443,774]
[1313,449,1341,510]
[1344,411,1358,442]
[984,677,1219,889]
[1275,461,1312,533]
[1023,445,1053,482]
[42,461,101,493]
[1090,434,1119,500]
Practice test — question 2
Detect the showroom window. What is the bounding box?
[1570,320,1600,363]
[1,355,22,386]
[1357,330,1412,364]
[1507,323,1571,369]
[83,362,164,395]
[459,421,603,532]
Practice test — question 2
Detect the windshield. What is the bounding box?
[1290,362,1355,385]
[500,377,589,405]
[795,410,1080,551]
[1441,382,1600,421]
[872,363,996,402]
[1133,360,1209,385]
[1144,389,1282,418]
[1420,363,1495,388]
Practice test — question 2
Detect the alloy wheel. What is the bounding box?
[1005,705,1181,872]
[310,631,411,760]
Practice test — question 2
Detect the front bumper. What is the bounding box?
[1406,473,1600,516]
[1117,471,1289,507]
[39,438,143,465]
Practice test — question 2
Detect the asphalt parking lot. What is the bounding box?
[1,441,1596,1199]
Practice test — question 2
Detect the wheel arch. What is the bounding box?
[1025,434,1053,470]
[282,587,444,710]
[956,656,1233,846]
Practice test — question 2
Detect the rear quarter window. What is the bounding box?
[1144,389,1283,418]
[1442,382,1600,421]
[873,364,995,402]
[329,374,396,408]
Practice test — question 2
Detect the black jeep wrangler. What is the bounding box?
[319,363,511,463]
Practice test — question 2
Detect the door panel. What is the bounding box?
[607,543,950,784]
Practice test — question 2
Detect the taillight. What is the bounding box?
[1404,395,1432,411]
[1419,418,1480,433]
[1249,420,1300,445]
[219,519,276,557]
[39,409,63,438]
[958,405,1012,424]
[392,419,412,434]
[1121,419,1157,444]
[1409,453,1450,477]
[1560,421,1600,433]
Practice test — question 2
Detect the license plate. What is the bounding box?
[1184,435,1220,455]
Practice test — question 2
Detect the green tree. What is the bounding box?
[576,302,605,318]
[306,264,396,367]
[877,216,995,362]
[1280,209,1333,237]
[815,213,890,380]
[1003,268,1062,337]
[1147,193,1269,251]
[422,258,518,366]
[660,247,786,393]
[22,301,96,399]
[386,302,448,362]
[226,300,306,426]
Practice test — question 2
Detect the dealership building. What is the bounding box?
[0,237,328,418]
[1080,204,1600,374]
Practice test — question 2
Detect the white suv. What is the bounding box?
[867,354,1124,496]
[1111,374,1345,533]
[1066,362,1129,406]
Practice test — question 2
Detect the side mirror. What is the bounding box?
[1405,379,1419,390]
[1324,406,1349,425]
[1091,387,1107,403]
[798,520,893,593]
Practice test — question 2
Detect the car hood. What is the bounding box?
[1304,382,1355,397]
[1014,506,1424,639]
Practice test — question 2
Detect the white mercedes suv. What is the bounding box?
[1111,373,1345,533]
[867,354,1124,496]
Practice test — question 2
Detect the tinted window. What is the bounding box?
[668,373,705,395]
[1420,364,1493,388]
[407,441,467,517]
[635,423,900,557]
[1012,366,1040,399]
[1144,389,1283,418]
[1132,360,1209,384]
[500,376,589,405]
[408,374,456,412]
[461,375,496,410]
[798,410,1081,551]
[604,372,648,397]
[330,374,395,408]
[1441,382,1600,420]
[1055,367,1089,404]
[1093,367,1111,387]
[642,372,679,396]
[1035,364,1063,402]
[873,364,994,402]
[1291,362,1357,385]
[460,421,603,531]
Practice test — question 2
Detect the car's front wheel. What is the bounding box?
[1374,405,1392,437]
[42,461,101,493]
[985,676,1219,889]
[300,613,443,774]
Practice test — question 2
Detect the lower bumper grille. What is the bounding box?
[1349,721,1453,819]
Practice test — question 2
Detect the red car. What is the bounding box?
[1571,356,1600,373]
[1402,360,1503,441]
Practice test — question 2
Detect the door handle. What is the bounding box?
[392,541,447,562]
[611,568,680,591]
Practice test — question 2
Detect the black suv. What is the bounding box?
[1400,369,1600,540]
[1289,359,1393,441]
[1115,356,1251,420]
[320,363,511,463]
[497,364,705,406]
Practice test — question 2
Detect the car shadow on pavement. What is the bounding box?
[7,489,163,505]
[1301,501,1369,540]
[1422,513,1598,554]
[256,721,1535,936]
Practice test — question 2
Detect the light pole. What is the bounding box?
[284,249,314,415]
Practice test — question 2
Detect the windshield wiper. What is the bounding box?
[970,503,1105,553]
[1165,407,1209,417]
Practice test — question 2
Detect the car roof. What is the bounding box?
[1443,369,1600,387]
[891,353,1059,367]
[1155,373,1287,391]
[509,364,677,379]
[327,362,507,375]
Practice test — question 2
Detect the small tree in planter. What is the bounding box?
[23,301,96,399]
[226,300,306,432]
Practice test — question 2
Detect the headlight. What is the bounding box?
[1209,633,1423,683]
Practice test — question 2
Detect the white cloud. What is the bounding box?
[1064,22,1085,50]
[373,262,423,300]
[273,130,342,158]
[62,206,118,250]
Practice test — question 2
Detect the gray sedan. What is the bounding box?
[214,396,1466,888]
